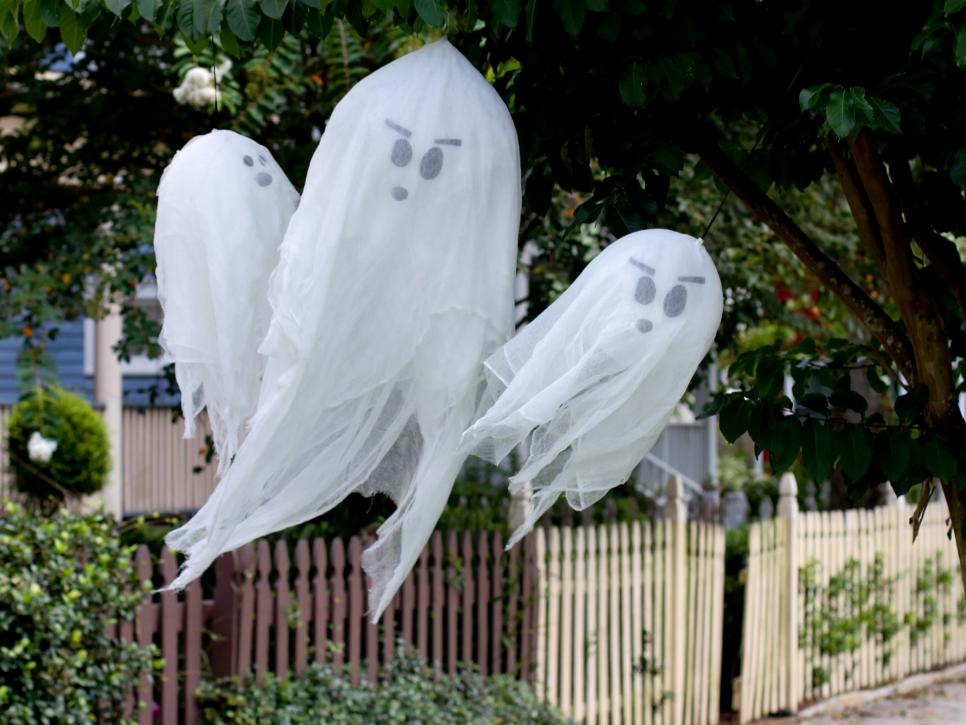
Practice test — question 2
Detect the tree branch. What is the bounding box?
[693,135,918,382]
[825,135,885,268]
[886,154,966,320]
[851,132,956,420]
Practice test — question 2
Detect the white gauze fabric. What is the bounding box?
[154,130,299,474]
[165,40,521,619]
[462,229,722,545]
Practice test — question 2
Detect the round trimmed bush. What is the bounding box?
[7,386,111,502]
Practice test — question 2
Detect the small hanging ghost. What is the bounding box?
[461,229,723,545]
[154,130,299,473]
[164,40,521,620]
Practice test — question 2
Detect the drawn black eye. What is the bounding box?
[242,155,254,167]
[635,276,656,305]
[420,147,443,180]
[664,284,687,317]
[391,138,412,167]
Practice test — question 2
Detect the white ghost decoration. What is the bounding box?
[165,40,521,619]
[154,130,300,473]
[462,229,723,545]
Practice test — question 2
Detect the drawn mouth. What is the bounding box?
[391,186,408,201]
[636,319,653,334]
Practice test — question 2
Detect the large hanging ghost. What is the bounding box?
[165,40,522,619]
[154,130,299,473]
[461,229,723,545]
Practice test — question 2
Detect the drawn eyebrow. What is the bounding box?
[629,258,655,275]
[678,276,706,284]
[434,138,462,146]
[386,119,411,138]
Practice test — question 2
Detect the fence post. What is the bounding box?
[666,475,687,725]
[777,472,799,714]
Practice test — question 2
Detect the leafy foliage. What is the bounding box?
[704,338,966,499]
[194,650,570,724]
[7,386,111,502]
[0,502,157,723]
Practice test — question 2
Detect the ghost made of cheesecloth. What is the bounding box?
[164,39,521,619]
[154,130,299,473]
[462,229,723,545]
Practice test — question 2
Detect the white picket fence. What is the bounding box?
[738,474,966,722]
[533,477,726,725]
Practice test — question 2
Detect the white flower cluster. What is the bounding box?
[27,431,57,463]
[173,61,232,110]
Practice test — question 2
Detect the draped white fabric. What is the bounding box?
[461,229,723,546]
[164,40,522,620]
[154,130,299,474]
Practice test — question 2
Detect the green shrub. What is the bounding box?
[0,501,157,723]
[195,651,571,725]
[7,386,111,502]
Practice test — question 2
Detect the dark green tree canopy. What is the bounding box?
[3,0,966,582]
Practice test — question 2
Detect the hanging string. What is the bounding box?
[700,63,806,242]
[210,35,221,116]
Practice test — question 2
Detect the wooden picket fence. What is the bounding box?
[533,477,726,725]
[123,529,540,725]
[738,474,966,722]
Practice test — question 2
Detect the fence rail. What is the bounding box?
[738,474,966,723]
[534,478,725,725]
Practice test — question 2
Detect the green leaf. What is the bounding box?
[719,397,752,444]
[830,388,868,414]
[257,13,283,48]
[865,365,889,393]
[825,87,856,138]
[837,426,873,480]
[799,393,828,413]
[137,0,159,21]
[787,337,816,356]
[799,83,832,113]
[945,0,966,13]
[865,95,902,134]
[957,26,966,65]
[193,0,223,34]
[490,0,519,27]
[949,149,966,188]
[105,0,132,17]
[699,395,729,419]
[876,429,911,482]
[58,4,85,54]
[553,0,584,35]
[413,0,445,26]
[895,385,929,423]
[0,7,20,41]
[768,416,802,474]
[226,0,259,40]
[802,420,834,482]
[219,21,241,55]
[618,62,647,108]
[259,0,287,20]
[924,434,959,479]
[22,0,46,42]
[754,355,785,400]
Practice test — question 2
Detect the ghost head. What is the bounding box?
[164,41,521,621]
[154,130,299,471]
[462,229,723,544]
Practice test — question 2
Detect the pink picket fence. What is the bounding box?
[122,530,540,724]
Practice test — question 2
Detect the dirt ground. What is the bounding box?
[792,675,966,723]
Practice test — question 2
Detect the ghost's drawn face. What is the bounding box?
[240,151,274,188]
[385,118,462,201]
[628,257,706,334]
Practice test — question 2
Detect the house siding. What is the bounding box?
[0,320,178,406]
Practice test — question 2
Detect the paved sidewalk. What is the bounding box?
[793,675,966,723]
